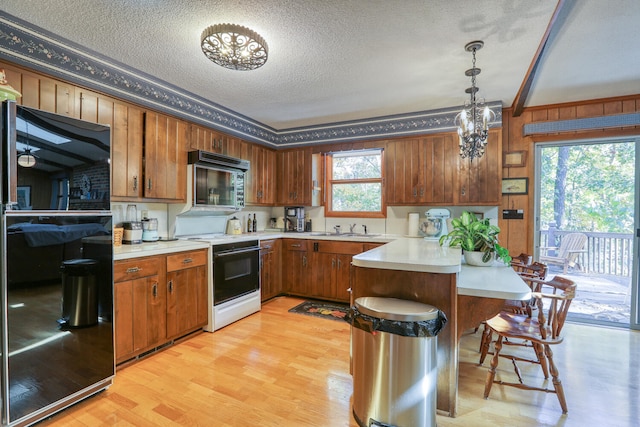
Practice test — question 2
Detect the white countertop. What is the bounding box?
[113,233,531,302]
[352,237,531,300]
[352,238,462,273]
[458,263,531,299]
[114,239,211,260]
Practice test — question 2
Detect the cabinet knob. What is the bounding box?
[147,178,152,190]
[168,280,173,293]
[182,258,193,264]
[152,283,158,297]
[126,267,141,274]
[133,176,138,191]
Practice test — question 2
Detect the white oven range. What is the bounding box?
[209,238,260,331]
[174,216,261,331]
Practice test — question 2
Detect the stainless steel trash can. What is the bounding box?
[349,297,446,427]
[60,259,99,328]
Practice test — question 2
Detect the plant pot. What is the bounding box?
[464,251,495,267]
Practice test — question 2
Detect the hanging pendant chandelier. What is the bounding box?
[201,24,268,71]
[455,41,495,161]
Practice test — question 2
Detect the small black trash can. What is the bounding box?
[60,259,99,328]
[347,297,447,427]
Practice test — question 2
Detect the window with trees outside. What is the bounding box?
[325,149,385,218]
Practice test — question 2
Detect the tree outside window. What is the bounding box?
[325,149,385,218]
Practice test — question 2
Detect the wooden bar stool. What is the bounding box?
[482,276,577,414]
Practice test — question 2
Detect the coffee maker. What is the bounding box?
[284,206,305,232]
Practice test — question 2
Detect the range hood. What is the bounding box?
[188,150,249,172]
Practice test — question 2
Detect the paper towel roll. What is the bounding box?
[407,212,420,236]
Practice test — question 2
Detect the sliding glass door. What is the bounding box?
[533,137,639,329]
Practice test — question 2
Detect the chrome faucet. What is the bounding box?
[333,225,341,234]
[362,225,368,235]
[349,223,357,233]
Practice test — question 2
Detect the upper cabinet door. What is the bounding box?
[456,128,502,205]
[247,144,276,205]
[423,133,456,205]
[144,111,187,201]
[112,103,144,198]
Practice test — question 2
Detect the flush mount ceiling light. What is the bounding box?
[455,40,495,161]
[201,24,268,71]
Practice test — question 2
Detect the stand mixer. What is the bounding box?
[421,208,450,240]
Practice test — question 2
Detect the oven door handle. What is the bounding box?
[214,246,260,258]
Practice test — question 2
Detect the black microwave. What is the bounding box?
[188,151,249,212]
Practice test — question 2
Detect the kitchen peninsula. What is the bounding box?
[351,238,531,417]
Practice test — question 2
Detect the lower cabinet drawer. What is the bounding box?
[167,249,208,272]
[114,256,161,281]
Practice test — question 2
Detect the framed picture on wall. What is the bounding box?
[17,185,31,209]
[503,150,527,167]
[501,178,528,195]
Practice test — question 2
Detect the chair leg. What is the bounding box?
[544,344,568,414]
[533,342,549,378]
[484,335,503,399]
[478,323,492,364]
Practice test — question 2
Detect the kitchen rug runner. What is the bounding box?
[288,300,349,322]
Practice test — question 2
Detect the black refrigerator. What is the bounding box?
[0,100,114,426]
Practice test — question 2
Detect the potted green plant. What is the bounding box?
[438,211,512,266]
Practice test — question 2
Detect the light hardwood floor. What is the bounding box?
[39,296,639,427]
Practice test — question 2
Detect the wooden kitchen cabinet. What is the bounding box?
[363,242,384,252]
[260,239,281,301]
[456,128,502,205]
[247,144,276,205]
[424,133,457,204]
[111,103,145,198]
[166,249,208,339]
[310,240,363,303]
[385,134,456,205]
[282,239,310,295]
[385,138,422,204]
[276,148,322,206]
[189,123,226,153]
[189,124,247,158]
[114,256,166,364]
[144,111,188,201]
[0,63,77,117]
[78,92,145,200]
[114,249,209,365]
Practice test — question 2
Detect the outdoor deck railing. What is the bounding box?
[540,229,634,277]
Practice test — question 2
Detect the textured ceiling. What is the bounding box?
[1,0,639,130]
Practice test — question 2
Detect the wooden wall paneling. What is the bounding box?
[577,103,605,118]
[500,94,640,259]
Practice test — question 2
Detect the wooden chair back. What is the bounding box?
[517,261,548,281]
[511,253,532,268]
[533,276,577,341]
